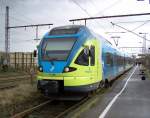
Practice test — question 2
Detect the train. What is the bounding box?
[36,25,134,97]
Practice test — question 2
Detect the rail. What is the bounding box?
[10,96,89,118]
[55,97,89,118]
[11,100,54,118]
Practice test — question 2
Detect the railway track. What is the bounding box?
[0,75,31,82]
[10,97,89,118]
[11,100,53,118]
[9,69,133,118]
[0,75,32,90]
[9,70,132,118]
[0,84,17,89]
[54,97,89,118]
[0,72,29,78]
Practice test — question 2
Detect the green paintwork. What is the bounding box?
[37,39,103,87]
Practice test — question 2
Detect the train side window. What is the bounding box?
[114,54,118,65]
[106,53,113,66]
[90,46,95,66]
[117,56,123,65]
[75,48,89,66]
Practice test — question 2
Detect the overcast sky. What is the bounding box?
[0,0,150,54]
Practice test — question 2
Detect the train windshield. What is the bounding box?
[42,38,76,61]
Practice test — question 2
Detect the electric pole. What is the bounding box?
[5,6,9,65]
[4,6,53,67]
[139,32,147,54]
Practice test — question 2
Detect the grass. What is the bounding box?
[0,70,27,78]
[0,83,42,117]
[0,84,35,105]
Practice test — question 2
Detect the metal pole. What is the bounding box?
[15,52,16,69]
[5,6,9,65]
[85,20,87,26]
[22,53,24,70]
[36,26,38,40]
[143,34,146,54]
[30,53,32,67]
[8,23,53,29]
[69,12,150,22]
[139,32,147,54]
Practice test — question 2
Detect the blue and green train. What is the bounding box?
[36,25,134,96]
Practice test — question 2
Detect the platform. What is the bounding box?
[74,66,150,118]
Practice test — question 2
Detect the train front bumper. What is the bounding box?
[37,75,99,93]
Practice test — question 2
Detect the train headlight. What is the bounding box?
[63,67,77,73]
[64,67,69,72]
[38,66,43,72]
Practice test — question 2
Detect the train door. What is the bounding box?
[89,45,98,87]
[105,52,114,80]
[74,46,91,77]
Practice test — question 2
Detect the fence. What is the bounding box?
[0,52,37,72]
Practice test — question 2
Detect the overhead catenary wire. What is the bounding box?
[111,22,150,42]
[70,0,106,31]
[10,39,37,43]
[131,20,150,31]
[8,0,36,24]
[70,13,150,22]
[11,10,35,24]
[94,0,124,16]
[69,11,150,46]
[8,23,53,29]
[71,0,91,17]
[116,20,150,24]
[9,15,33,25]
[88,0,114,26]
[11,15,33,25]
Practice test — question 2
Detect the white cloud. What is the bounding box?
[0,0,150,53]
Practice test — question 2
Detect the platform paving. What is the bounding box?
[77,66,150,118]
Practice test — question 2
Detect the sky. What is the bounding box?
[0,0,150,55]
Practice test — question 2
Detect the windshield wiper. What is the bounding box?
[49,58,58,61]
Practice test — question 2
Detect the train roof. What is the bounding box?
[49,25,85,35]
[43,25,132,58]
[90,29,132,57]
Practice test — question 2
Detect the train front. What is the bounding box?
[37,25,100,97]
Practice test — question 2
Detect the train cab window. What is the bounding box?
[90,46,95,66]
[106,53,113,66]
[75,48,89,66]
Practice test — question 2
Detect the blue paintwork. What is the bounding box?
[100,35,131,80]
[38,25,133,80]
[41,61,67,73]
[38,26,93,73]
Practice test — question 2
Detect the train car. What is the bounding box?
[36,25,134,96]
